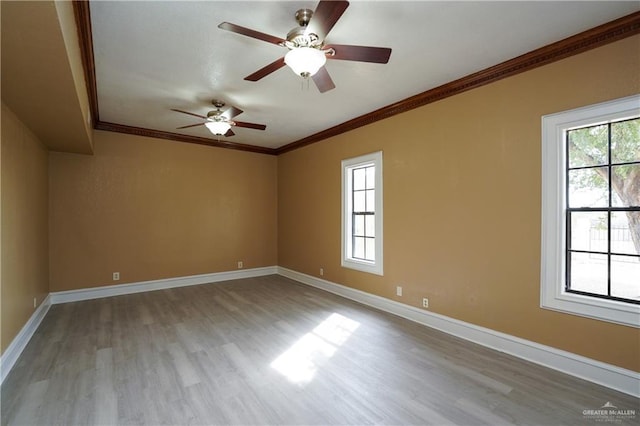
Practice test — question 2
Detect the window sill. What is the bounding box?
[541,284,640,328]
[342,258,383,276]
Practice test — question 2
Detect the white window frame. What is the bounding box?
[342,151,383,275]
[541,94,640,328]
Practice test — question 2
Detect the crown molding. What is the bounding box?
[73,0,99,124]
[95,122,278,155]
[73,3,640,156]
[276,11,640,154]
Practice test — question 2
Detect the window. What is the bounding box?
[541,95,640,327]
[342,151,383,275]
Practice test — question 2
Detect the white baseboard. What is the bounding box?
[3,265,638,397]
[49,266,278,304]
[1,294,51,385]
[1,266,276,385]
[277,267,640,397]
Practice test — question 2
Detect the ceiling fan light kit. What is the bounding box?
[284,46,327,78]
[204,120,232,136]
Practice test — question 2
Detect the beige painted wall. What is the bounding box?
[49,131,278,292]
[278,36,640,372]
[1,103,50,353]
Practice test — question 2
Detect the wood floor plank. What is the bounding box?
[2,274,638,425]
[94,348,118,425]
[166,342,201,388]
[9,379,48,425]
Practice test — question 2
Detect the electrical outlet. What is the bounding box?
[237,261,243,269]
[422,298,429,308]
[113,272,120,281]
[320,267,324,276]
[33,297,37,308]
[396,286,403,296]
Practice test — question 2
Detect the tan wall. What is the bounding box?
[1,103,50,354]
[49,131,278,291]
[278,36,640,372]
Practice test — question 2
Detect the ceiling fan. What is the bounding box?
[171,100,266,137]
[218,0,392,93]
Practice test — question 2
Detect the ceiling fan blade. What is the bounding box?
[171,108,207,119]
[224,129,235,137]
[222,106,243,120]
[312,66,336,93]
[245,57,286,81]
[326,44,392,63]
[305,1,349,40]
[218,22,285,46]
[176,122,205,129]
[234,121,267,131]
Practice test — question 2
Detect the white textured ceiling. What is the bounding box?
[90,1,639,150]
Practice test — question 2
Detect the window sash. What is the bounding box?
[564,121,640,305]
[342,152,383,275]
[540,94,640,328]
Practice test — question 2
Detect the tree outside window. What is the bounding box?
[566,118,639,303]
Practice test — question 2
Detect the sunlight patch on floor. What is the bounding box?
[271,313,360,385]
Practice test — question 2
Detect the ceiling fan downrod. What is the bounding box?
[295,9,313,27]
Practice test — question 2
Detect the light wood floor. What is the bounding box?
[2,275,638,425]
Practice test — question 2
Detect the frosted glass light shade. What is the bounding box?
[284,47,326,77]
[205,121,231,135]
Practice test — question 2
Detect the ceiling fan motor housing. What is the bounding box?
[207,110,221,120]
[207,100,226,121]
[285,9,322,49]
[285,28,321,49]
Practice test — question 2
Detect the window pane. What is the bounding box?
[611,118,640,164]
[353,237,365,259]
[570,211,608,252]
[365,215,375,237]
[353,168,366,190]
[365,166,375,189]
[365,189,375,212]
[612,211,639,255]
[568,252,608,295]
[354,214,364,236]
[611,164,640,207]
[611,255,640,301]
[354,191,365,212]
[568,124,608,168]
[568,167,608,208]
[365,238,375,261]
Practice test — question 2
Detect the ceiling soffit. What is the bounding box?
[2,1,93,154]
